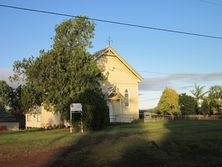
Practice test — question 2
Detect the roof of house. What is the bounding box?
[105,86,125,100]
[0,110,17,122]
[93,46,144,82]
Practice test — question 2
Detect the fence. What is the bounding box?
[144,113,222,122]
[110,114,138,123]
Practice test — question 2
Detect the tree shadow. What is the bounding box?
[47,123,167,167]
[115,120,222,167]
[47,120,222,167]
[48,132,108,167]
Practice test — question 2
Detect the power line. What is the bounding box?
[1,4,222,40]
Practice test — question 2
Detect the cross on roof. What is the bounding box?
[107,36,113,46]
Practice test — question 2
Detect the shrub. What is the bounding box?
[179,93,196,115]
[157,87,180,115]
[79,89,109,131]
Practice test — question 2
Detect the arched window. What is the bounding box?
[124,89,129,107]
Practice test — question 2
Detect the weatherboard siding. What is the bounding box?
[97,49,141,122]
[26,106,61,128]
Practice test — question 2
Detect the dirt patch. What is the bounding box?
[0,149,62,167]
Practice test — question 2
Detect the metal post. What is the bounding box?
[70,111,72,133]
[80,113,83,133]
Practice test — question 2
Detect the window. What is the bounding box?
[124,89,129,107]
[37,114,41,122]
[27,115,31,122]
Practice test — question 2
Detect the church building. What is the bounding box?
[94,46,143,122]
[25,46,143,128]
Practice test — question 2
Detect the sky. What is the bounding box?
[0,0,222,109]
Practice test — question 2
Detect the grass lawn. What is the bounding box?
[1,120,222,167]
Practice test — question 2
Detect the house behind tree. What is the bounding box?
[25,46,143,128]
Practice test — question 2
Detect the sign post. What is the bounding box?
[70,103,83,133]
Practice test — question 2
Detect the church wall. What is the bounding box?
[97,54,140,122]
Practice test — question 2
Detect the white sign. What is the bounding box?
[70,103,83,133]
[70,103,82,112]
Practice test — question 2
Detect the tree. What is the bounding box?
[0,80,13,111]
[0,81,26,128]
[79,89,109,130]
[190,84,207,114]
[11,17,109,130]
[206,85,222,114]
[179,93,196,115]
[200,97,211,115]
[157,87,180,115]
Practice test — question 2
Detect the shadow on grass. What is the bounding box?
[48,121,222,167]
[48,132,104,167]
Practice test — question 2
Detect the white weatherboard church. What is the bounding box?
[25,46,143,128]
[95,46,143,122]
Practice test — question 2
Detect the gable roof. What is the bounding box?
[93,46,144,82]
[104,86,125,100]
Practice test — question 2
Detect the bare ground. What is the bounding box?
[0,149,62,167]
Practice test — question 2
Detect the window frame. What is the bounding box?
[27,115,31,122]
[37,114,41,122]
[124,89,129,107]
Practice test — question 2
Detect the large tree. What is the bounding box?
[203,85,222,115]
[190,84,208,114]
[0,81,25,128]
[11,17,109,130]
[0,80,13,111]
[179,93,196,115]
[157,87,180,115]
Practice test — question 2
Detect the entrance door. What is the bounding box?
[111,100,122,122]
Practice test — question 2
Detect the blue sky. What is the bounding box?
[0,0,222,109]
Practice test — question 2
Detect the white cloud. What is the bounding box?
[139,72,222,91]
[0,68,11,80]
[0,68,18,88]
[139,72,222,109]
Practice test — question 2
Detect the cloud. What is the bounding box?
[139,72,222,91]
[0,68,18,88]
[0,68,11,80]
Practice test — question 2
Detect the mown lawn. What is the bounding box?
[1,120,222,167]
[0,128,83,153]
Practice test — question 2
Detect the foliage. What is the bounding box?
[190,84,207,114]
[190,84,207,102]
[200,97,211,115]
[179,93,196,115]
[11,17,109,130]
[0,80,21,114]
[0,81,26,127]
[201,85,222,115]
[0,80,13,111]
[20,84,42,113]
[157,87,180,115]
[64,90,109,131]
[79,89,109,130]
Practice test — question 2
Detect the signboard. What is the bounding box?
[70,103,83,133]
[70,103,82,112]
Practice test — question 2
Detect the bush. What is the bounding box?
[179,93,196,115]
[79,89,109,131]
[157,87,180,115]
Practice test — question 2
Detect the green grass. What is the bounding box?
[0,128,83,154]
[1,120,222,167]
